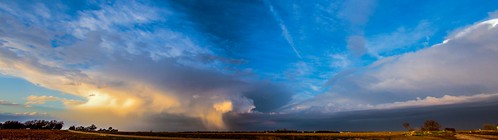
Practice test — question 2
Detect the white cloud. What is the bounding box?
[362,93,498,110]
[0,100,20,106]
[330,54,350,68]
[14,112,48,116]
[69,1,162,37]
[291,17,498,113]
[369,19,498,92]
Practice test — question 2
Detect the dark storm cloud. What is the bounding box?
[225,100,498,131]
[243,83,293,112]
[0,0,298,130]
[98,54,294,114]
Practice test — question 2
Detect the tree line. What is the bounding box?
[0,120,63,129]
[69,124,118,132]
[403,120,455,132]
[404,120,498,132]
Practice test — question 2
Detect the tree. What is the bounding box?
[75,126,86,131]
[483,124,497,130]
[53,121,64,130]
[24,120,63,130]
[402,122,413,131]
[86,124,97,131]
[69,125,76,130]
[1,121,25,129]
[421,120,441,131]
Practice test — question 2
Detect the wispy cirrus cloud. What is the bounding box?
[263,0,302,59]
[366,21,434,57]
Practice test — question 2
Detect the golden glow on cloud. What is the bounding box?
[0,2,257,130]
[213,101,233,113]
[0,54,235,129]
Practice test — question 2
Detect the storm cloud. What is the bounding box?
[225,100,498,131]
[0,1,294,130]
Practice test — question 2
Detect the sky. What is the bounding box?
[1,0,498,131]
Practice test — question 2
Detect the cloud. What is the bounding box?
[330,54,350,68]
[0,112,52,122]
[338,0,377,27]
[0,100,20,106]
[0,100,32,108]
[489,10,498,19]
[226,100,498,131]
[339,0,377,57]
[346,36,367,57]
[0,1,293,130]
[362,93,498,110]
[26,95,84,106]
[291,17,498,112]
[263,0,302,59]
[14,112,48,116]
[366,21,434,57]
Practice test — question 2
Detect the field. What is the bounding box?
[97,131,446,140]
[0,130,454,140]
[0,130,139,140]
[2,129,498,139]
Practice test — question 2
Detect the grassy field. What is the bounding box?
[92,131,456,140]
[0,130,141,140]
[3,129,494,140]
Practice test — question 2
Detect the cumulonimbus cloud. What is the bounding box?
[0,1,292,130]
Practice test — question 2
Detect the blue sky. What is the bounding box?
[1,0,498,131]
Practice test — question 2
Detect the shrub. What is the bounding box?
[483,124,496,130]
[402,122,414,131]
[421,120,441,131]
[69,125,76,130]
[444,128,456,133]
[75,126,86,131]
